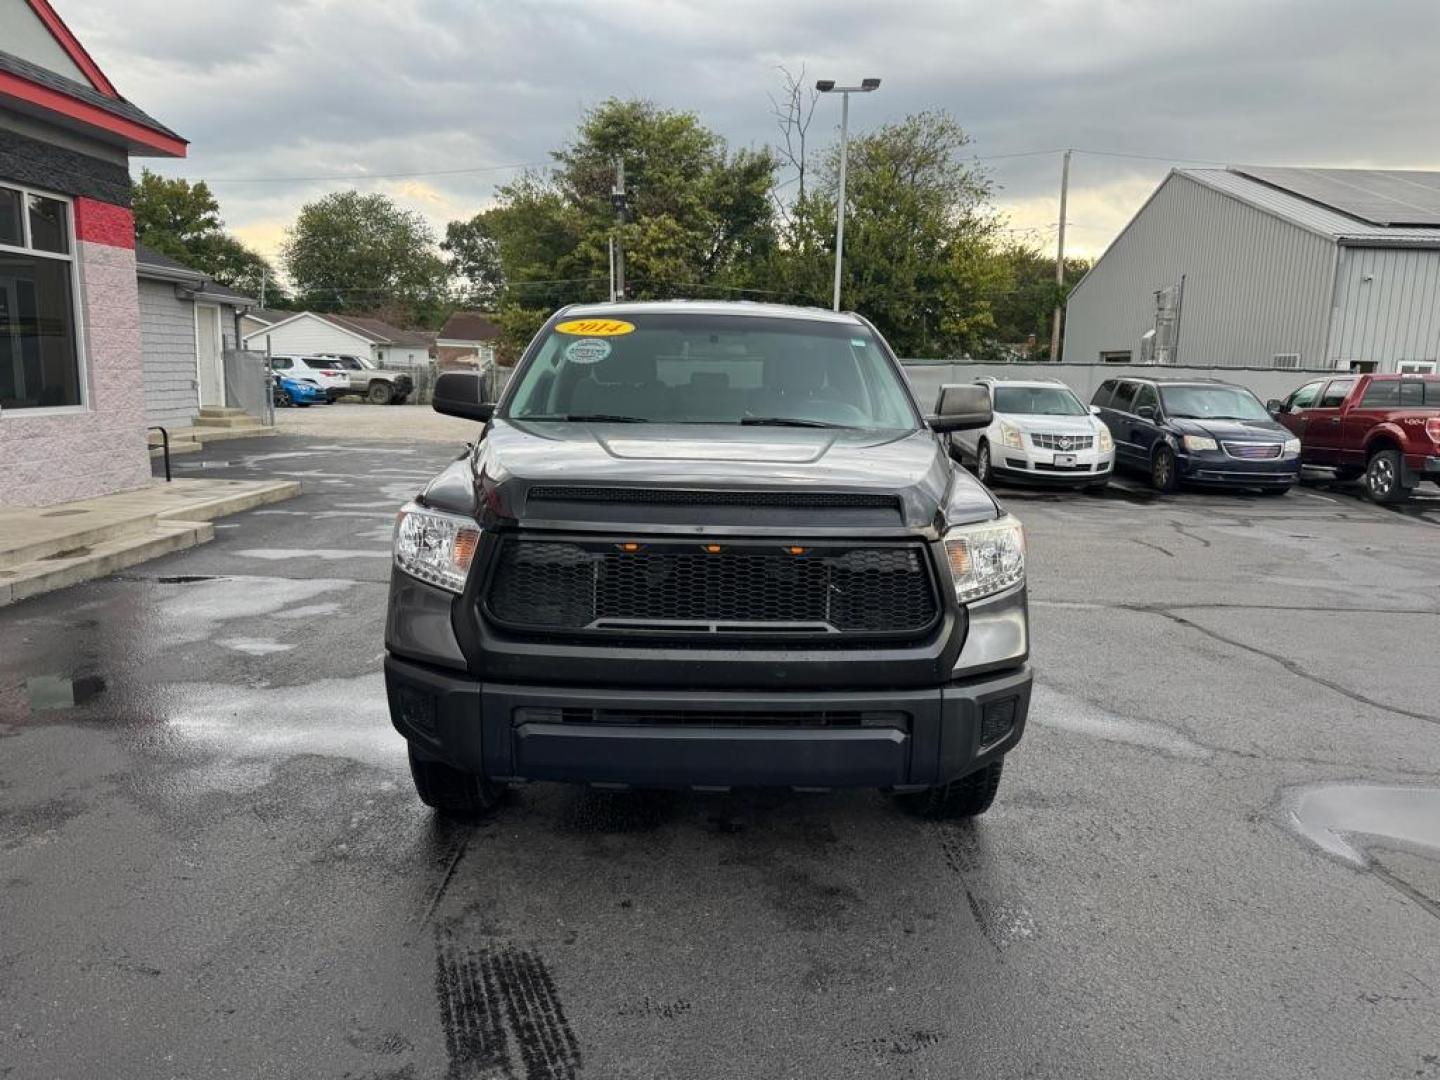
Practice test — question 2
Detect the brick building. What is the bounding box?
[0,0,186,507]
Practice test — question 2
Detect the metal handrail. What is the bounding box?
[148,425,171,482]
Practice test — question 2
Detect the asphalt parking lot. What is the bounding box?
[2,436,1438,1080]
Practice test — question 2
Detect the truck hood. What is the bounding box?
[468,419,999,531]
[1170,416,1290,441]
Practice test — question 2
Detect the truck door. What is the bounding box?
[1305,378,1357,464]
[1342,378,1397,468]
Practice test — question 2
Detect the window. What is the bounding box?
[1288,381,1324,410]
[1133,384,1160,414]
[0,183,82,412]
[1092,379,1118,409]
[1159,384,1271,421]
[270,357,293,370]
[1398,360,1437,375]
[1100,350,1132,364]
[1318,378,1356,408]
[992,385,1087,416]
[1358,380,1400,409]
[1110,381,1138,412]
[1400,380,1436,407]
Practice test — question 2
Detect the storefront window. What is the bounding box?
[0,183,82,412]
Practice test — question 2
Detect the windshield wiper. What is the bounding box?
[517,413,650,423]
[739,417,851,429]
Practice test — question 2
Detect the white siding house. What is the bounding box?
[242,311,432,368]
[1064,167,1440,374]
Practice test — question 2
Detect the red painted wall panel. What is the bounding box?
[73,197,134,249]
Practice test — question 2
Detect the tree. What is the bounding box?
[442,214,504,309]
[282,190,450,326]
[131,169,283,301]
[763,112,1003,357]
[450,99,779,355]
[987,245,1092,358]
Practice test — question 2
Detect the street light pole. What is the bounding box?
[816,78,880,312]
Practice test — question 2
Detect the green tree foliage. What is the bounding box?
[282,190,450,326]
[442,214,504,309]
[987,244,1091,358]
[131,169,283,301]
[459,99,777,356]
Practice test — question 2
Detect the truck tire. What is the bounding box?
[1151,445,1178,492]
[408,745,504,819]
[1365,448,1409,504]
[895,760,1004,819]
[368,381,394,405]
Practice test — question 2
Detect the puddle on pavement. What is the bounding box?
[156,575,356,644]
[1285,783,1440,868]
[215,637,296,656]
[26,674,106,711]
[1029,683,1210,759]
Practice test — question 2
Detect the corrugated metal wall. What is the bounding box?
[1063,173,1337,368]
[1329,247,1440,369]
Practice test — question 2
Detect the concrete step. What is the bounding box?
[150,439,203,458]
[0,521,213,606]
[193,413,263,428]
[197,407,249,418]
[0,510,158,570]
[188,424,277,444]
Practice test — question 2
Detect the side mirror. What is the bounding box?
[1266,398,1284,414]
[433,371,495,422]
[927,384,992,433]
[1136,405,1157,421]
[1089,404,1102,416]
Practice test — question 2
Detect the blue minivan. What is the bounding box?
[1091,376,1301,493]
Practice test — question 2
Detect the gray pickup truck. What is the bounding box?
[384,301,1031,820]
[318,354,414,405]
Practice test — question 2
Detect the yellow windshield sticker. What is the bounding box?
[555,318,635,336]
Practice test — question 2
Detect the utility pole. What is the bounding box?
[259,267,267,308]
[1049,149,1072,362]
[611,158,627,300]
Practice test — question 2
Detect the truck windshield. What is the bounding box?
[503,313,918,429]
[1160,385,1271,421]
[993,385,1086,416]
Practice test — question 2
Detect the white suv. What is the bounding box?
[268,355,350,401]
[950,378,1115,490]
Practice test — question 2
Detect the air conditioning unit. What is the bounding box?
[1272,353,1301,370]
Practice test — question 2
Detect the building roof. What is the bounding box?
[322,313,432,347]
[0,31,185,157]
[1183,168,1440,247]
[241,307,292,326]
[438,311,501,343]
[134,244,256,305]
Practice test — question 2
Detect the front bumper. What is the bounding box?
[386,654,1031,790]
[1178,453,1298,486]
[995,451,1114,485]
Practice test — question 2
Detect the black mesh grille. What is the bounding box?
[485,538,940,638]
[526,487,899,510]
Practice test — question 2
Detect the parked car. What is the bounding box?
[1268,373,1440,503]
[1092,376,1300,493]
[385,302,1031,821]
[268,355,349,401]
[317,354,414,405]
[951,377,1114,490]
[271,373,327,408]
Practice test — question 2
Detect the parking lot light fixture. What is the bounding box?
[816,77,882,311]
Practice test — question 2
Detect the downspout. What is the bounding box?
[1320,241,1342,370]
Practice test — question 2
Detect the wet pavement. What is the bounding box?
[2,437,1439,1079]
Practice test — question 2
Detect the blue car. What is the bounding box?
[1092,376,1301,493]
[272,373,328,408]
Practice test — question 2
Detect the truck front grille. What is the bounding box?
[516,706,909,729]
[485,537,941,639]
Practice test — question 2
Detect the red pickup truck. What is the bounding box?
[1268,374,1440,503]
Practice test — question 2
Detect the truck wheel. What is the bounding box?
[408,745,504,819]
[368,382,394,405]
[1365,449,1409,504]
[975,440,994,485]
[1151,445,1178,492]
[896,760,1004,819]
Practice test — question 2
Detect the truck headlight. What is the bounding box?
[1097,426,1114,452]
[1283,437,1301,456]
[394,504,481,593]
[1000,422,1025,449]
[1182,435,1218,452]
[943,517,1025,603]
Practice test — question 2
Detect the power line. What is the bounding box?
[204,160,550,184]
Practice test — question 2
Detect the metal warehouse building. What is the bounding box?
[1063,167,1440,375]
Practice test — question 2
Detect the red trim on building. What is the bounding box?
[0,71,187,157]
[25,0,118,97]
[73,197,134,249]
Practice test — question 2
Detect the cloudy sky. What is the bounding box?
[58,0,1440,265]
